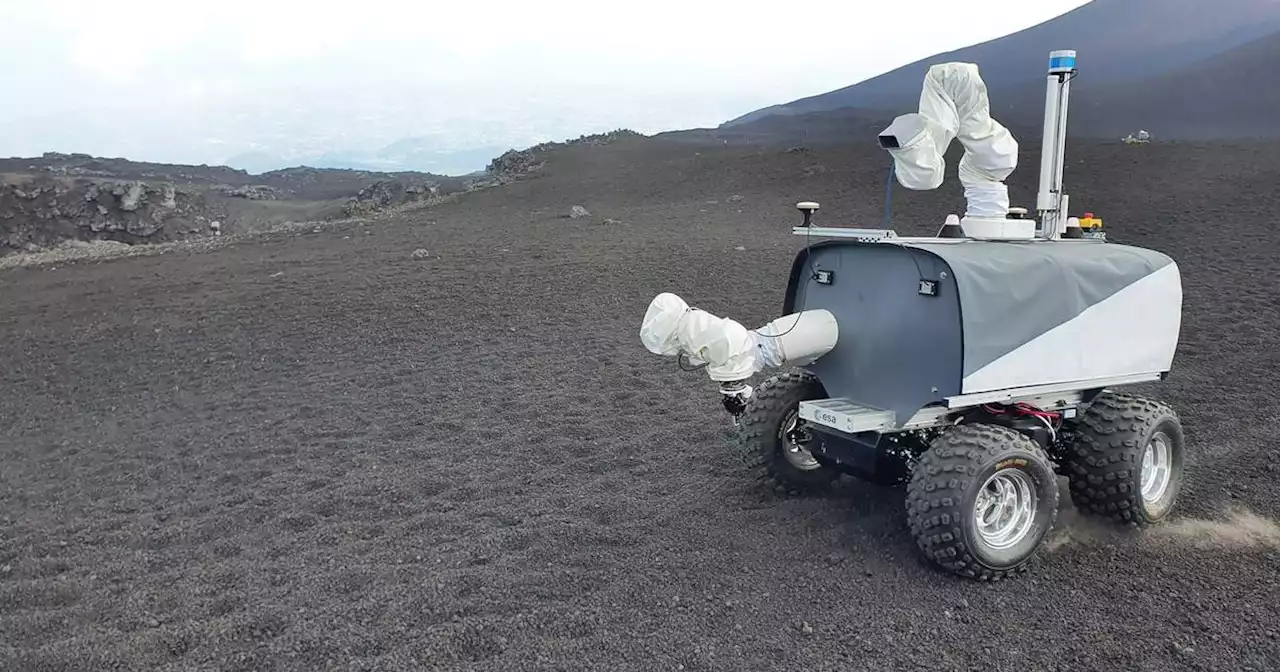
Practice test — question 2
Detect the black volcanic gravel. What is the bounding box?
[2,138,1280,671]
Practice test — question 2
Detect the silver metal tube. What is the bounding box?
[1036,50,1077,239]
[1036,75,1060,215]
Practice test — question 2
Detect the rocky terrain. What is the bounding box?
[2,128,1278,671]
[0,152,497,256]
[1,174,214,252]
[0,133,643,257]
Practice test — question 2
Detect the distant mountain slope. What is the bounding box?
[723,0,1280,131]
[1062,29,1280,139]
[665,26,1280,146]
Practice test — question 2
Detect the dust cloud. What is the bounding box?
[1044,496,1280,553]
[1151,508,1280,550]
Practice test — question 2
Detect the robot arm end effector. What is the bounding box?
[878,113,947,191]
[639,293,838,416]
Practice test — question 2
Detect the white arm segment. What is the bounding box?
[878,62,1019,220]
[639,293,838,382]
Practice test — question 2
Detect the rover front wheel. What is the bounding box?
[905,423,1059,581]
[734,369,841,496]
[1067,391,1185,526]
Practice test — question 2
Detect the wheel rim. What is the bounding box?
[1141,431,1174,507]
[974,468,1038,550]
[781,413,821,471]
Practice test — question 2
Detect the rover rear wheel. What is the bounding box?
[734,369,841,496]
[905,423,1059,581]
[1066,391,1185,526]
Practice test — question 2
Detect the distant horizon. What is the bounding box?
[1,0,1092,174]
[5,129,649,178]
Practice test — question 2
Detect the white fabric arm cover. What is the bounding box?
[639,293,838,382]
[880,113,948,190]
[881,62,1019,219]
[640,293,761,381]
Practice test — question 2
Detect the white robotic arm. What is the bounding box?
[639,292,838,383]
[877,62,1019,220]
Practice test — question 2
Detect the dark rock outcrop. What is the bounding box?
[1,176,221,255]
[486,129,644,181]
[342,179,444,216]
[214,184,285,200]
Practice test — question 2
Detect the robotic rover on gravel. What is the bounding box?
[639,51,1187,581]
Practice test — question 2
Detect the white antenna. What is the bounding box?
[1036,50,1077,239]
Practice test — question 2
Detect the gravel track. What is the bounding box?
[2,139,1279,671]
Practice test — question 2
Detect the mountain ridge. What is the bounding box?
[722,0,1280,137]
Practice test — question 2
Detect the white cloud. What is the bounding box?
[0,0,1092,163]
[26,0,1091,88]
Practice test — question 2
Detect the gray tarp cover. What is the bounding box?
[902,239,1175,377]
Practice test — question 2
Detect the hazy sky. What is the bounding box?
[0,0,1092,167]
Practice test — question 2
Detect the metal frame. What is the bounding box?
[791,226,898,241]
[798,372,1163,436]
[792,227,1108,246]
[943,372,1161,408]
[792,226,947,244]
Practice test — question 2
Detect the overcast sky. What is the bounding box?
[0,0,1092,167]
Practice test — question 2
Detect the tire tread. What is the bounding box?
[1067,391,1182,526]
[733,369,840,497]
[905,423,1059,581]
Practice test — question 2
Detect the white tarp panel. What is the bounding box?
[961,261,1182,393]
